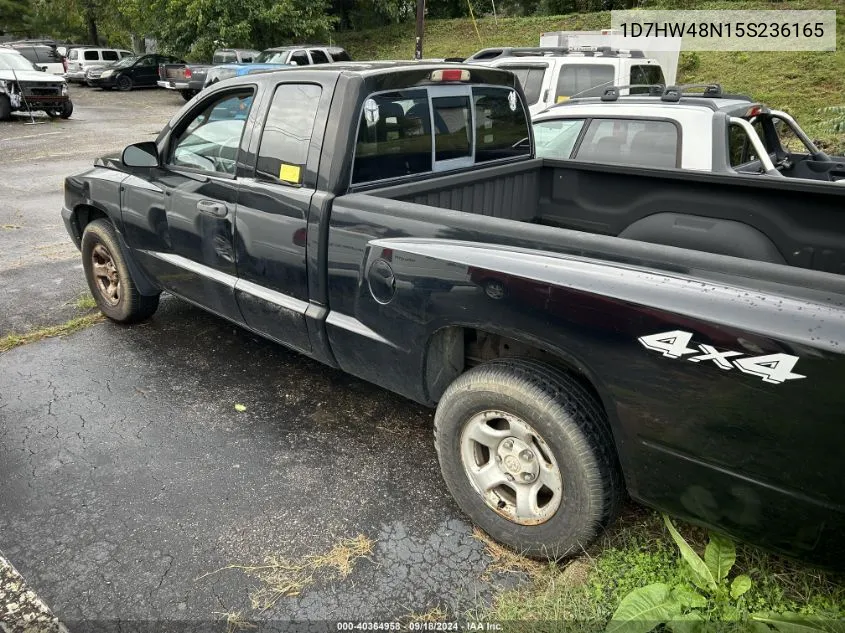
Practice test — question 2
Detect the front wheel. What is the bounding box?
[116,75,133,91]
[0,95,10,121]
[434,358,624,559]
[81,219,160,323]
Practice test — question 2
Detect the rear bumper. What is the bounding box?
[156,80,189,90]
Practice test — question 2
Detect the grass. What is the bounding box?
[481,507,845,630]
[198,535,374,614]
[74,293,98,311]
[0,313,105,353]
[335,0,845,152]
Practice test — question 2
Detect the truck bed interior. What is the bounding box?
[366,158,845,276]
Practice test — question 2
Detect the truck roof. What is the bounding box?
[546,95,765,114]
[218,61,518,82]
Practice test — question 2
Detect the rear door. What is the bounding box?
[233,78,333,352]
[132,54,160,86]
[122,86,260,321]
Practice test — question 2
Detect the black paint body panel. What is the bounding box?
[62,65,845,568]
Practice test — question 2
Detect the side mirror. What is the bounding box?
[122,141,160,168]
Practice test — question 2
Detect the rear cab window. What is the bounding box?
[555,64,614,101]
[352,83,530,186]
[573,118,679,168]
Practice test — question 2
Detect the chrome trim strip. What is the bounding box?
[325,312,396,348]
[235,278,309,314]
[141,250,236,287]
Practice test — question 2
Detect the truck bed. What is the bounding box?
[364,158,845,276]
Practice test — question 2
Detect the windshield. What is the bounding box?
[113,56,138,69]
[254,51,287,64]
[0,52,38,71]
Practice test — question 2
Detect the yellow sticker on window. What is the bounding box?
[279,163,301,183]
[556,96,569,103]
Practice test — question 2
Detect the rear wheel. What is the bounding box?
[179,89,196,101]
[81,219,160,323]
[116,75,133,91]
[434,358,623,559]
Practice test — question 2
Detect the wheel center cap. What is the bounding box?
[497,436,540,481]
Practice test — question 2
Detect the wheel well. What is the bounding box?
[425,326,602,407]
[72,204,109,236]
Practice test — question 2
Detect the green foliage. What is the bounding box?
[820,107,845,134]
[607,516,842,633]
[144,0,336,60]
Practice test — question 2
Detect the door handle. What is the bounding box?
[196,200,228,218]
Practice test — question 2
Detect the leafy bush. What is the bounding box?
[606,516,843,633]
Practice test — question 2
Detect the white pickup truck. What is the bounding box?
[532,83,845,182]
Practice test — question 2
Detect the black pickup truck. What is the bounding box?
[61,63,845,567]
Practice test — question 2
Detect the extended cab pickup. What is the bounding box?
[158,48,260,100]
[62,63,845,567]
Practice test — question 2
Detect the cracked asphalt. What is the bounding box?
[0,85,526,629]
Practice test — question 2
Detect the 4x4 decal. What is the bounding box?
[638,330,805,385]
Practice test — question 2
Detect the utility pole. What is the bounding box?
[414,0,425,60]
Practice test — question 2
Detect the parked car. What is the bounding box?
[64,47,134,84]
[61,63,845,568]
[532,84,845,186]
[158,48,261,100]
[5,43,65,74]
[0,48,73,119]
[202,45,351,88]
[466,46,666,117]
[87,53,184,91]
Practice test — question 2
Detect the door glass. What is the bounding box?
[555,64,614,101]
[728,123,761,170]
[310,50,329,64]
[289,51,309,66]
[137,56,155,67]
[170,90,255,175]
[534,119,585,159]
[69,49,78,60]
[574,118,678,168]
[629,65,665,93]
[256,84,322,184]
[500,65,545,105]
[433,95,472,161]
[102,50,118,61]
[84,50,99,61]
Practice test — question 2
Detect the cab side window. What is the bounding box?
[289,51,310,66]
[256,84,322,185]
[169,89,255,175]
[728,123,762,171]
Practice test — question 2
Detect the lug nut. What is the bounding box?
[496,455,503,462]
[520,450,533,461]
[505,473,514,482]
[503,440,513,450]
[522,473,534,482]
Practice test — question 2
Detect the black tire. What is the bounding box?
[0,95,11,121]
[434,358,624,559]
[81,219,160,323]
[59,100,73,119]
[116,75,132,91]
[179,89,195,101]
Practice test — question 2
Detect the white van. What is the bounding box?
[466,47,666,118]
[65,47,134,83]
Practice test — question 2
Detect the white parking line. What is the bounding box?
[0,551,68,633]
[5,131,63,141]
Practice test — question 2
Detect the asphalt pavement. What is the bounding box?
[0,86,525,630]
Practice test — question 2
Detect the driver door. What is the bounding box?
[130,88,256,321]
